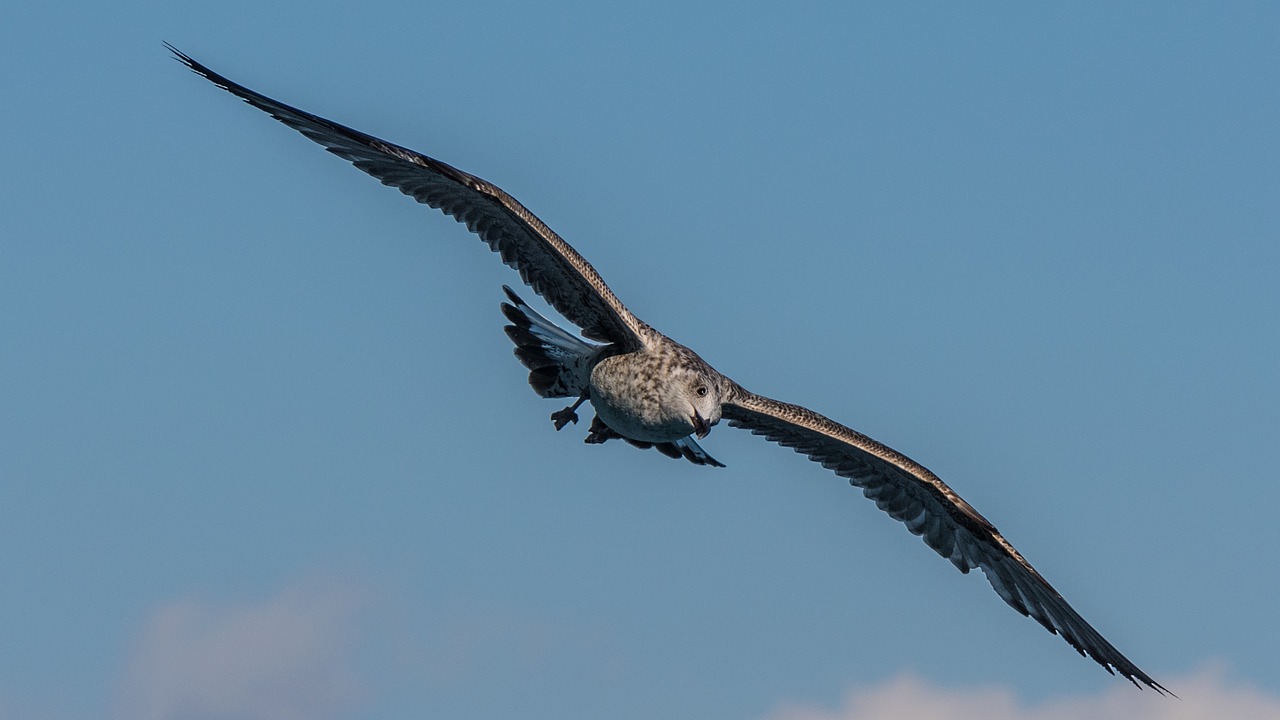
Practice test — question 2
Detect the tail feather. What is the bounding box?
[501,286,598,398]
[501,286,589,349]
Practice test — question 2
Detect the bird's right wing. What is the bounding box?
[169,45,650,349]
[722,387,1168,694]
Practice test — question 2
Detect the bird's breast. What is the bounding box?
[589,353,693,443]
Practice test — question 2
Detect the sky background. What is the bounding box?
[2,2,1278,719]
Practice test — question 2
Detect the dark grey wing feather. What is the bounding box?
[168,45,649,348]
[723,387,1168,694]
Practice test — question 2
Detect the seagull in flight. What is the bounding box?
[169,45,1168,694]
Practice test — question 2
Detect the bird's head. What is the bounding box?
[676,365,726,439]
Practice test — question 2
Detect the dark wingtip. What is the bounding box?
[1106,658,1172,697]
[501,302,530,327]
[1135,674,1175,698]
[675,442,726,467]
[164,43,273,112]
[502,284,525,306]
[165,42,204,75]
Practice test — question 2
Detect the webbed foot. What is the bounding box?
[551,407,579,431]
[585,415,621,444]
[551,395,588,431]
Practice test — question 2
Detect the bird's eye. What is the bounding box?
[696,386,708,397]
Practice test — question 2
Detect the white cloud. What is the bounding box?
[116,574,367,720]
[761,664,1280,720]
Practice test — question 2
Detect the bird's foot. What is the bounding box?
[551,407,579,431]
[584,415,620,444]
[551,395,588,431]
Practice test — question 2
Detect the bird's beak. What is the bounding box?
[691,410,711,439]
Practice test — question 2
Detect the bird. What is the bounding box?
[168,44,1168,694]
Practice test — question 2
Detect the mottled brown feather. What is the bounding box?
[168,44,651,350]
[722,386,1168,694]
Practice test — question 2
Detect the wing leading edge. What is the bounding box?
[168,44,649,349]
[723,388,1169,694]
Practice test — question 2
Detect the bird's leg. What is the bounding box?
[584,415,622,444]
[551,394,587,431]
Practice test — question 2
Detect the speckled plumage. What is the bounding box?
[171,46,1168,695]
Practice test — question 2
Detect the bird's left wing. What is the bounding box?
[168,45,649,349]
[722,387,1168,694]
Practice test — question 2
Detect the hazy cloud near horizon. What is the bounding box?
[761,665,1280,720]
[14,566,1269,720]
[114,574,367,720]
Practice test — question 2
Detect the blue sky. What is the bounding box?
[2,2,1278,719]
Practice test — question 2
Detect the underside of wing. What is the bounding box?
[169,45,649,349]
[722,387,1168,694]
[642,436,725,467]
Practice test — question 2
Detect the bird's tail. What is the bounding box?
[500,286,598,398]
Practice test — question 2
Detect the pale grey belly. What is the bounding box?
[588,351,696,443]
[590,395,691,443]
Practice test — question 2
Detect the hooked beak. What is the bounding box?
[691,410,711,439]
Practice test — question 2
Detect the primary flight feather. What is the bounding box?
[169,45,1167,694]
